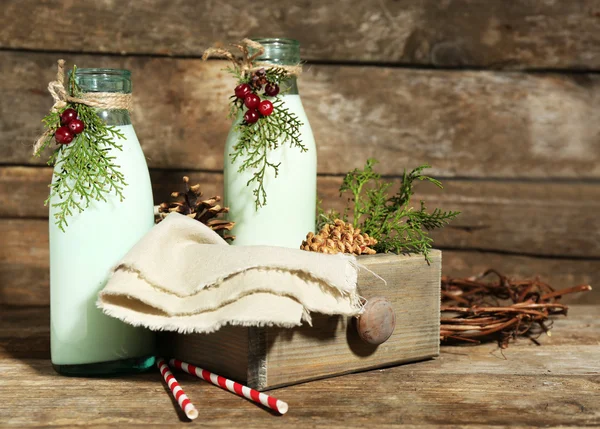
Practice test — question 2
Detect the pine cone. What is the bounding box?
[300,219,377,255]
[157,176,235,240]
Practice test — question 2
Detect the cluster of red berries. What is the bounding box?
[234,82,280,124]
[55,108,85,145]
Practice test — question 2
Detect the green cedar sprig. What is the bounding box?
[226,66,305,209]
[320,159,460,262]
[230,97,306,208]
[34,65,127,231]
[264,67,292,86]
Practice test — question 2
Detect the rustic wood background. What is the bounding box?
[1,0,598,307]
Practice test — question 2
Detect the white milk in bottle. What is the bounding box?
[49,69,155,376]
[224,38,317,248]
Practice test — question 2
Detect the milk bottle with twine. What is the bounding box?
[204,38,317,248]
[33,60,155,375]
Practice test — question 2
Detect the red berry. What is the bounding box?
[68,119,85,134]
[234,83,251,99]
[265,83,280,97]
[244,94,260,109]
[55,126,74,144]
[60,108,78,125]
[244,109,260,124]
[258,100,274,116]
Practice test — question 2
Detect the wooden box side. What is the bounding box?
[158,325,250,383]
[255,251,441,390]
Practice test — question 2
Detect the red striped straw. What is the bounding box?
[157,358,199,420]
[169,358,289,415]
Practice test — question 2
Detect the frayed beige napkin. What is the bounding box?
[97,213,362,334]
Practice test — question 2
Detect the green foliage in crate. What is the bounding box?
[318,159,460,261]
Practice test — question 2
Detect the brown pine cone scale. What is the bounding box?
[157,176,235,240]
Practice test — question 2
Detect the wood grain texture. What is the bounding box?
[158,326,249,384]
[1,218,597,307]
[423,180,600,259]
[0,167,222,220]
[443,250,598,305]
[0,219,49,307]
[4,52,600,178]
[1,1,599,69]
[5,166,600,259]
[1,306,599,427]
[260,251,441,390]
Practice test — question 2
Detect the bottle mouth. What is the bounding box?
[251,38,300,47]
[70,68,132,94]
[250,38,301,66]
[75,68,131,78]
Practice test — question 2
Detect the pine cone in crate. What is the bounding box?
[157,176,235,240]
[301,219,377,255]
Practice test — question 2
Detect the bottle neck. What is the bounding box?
[254,62,299,96]
[250,38,301,96]
[95,109,132,126]
[73,69,133,126]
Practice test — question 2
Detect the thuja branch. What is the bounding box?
[35,64,127,231]
[231,97,306,208]
[319,159,460,261]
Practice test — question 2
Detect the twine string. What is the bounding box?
[202,38,303,76]
[33,59,133,155]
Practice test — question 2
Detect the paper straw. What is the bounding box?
[169,358,289,415]
[157,358,199,420]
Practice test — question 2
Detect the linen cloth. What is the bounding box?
[97,213,362,333]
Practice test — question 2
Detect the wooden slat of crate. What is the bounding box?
[159,325,249,383]
[163,251,441,390]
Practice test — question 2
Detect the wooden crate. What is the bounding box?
[160,251,441,390]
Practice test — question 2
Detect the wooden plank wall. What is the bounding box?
[1,0,598,306]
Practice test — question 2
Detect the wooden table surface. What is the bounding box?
[1,306,599,428]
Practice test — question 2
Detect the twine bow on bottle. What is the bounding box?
[33,59,133,155]
[202,38,303,76]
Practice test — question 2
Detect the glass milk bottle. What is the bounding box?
[224,38,317,247]
[50,68,155,375]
